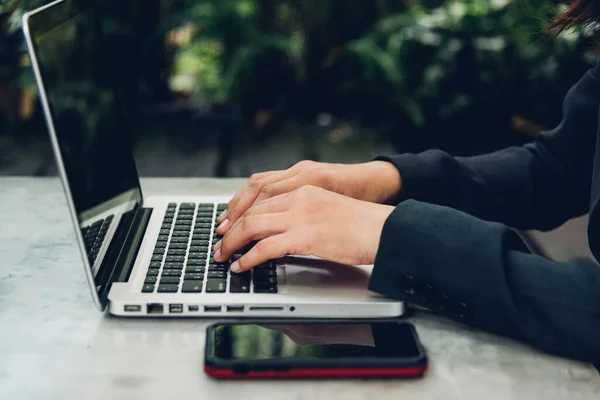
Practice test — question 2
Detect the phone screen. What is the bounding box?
[207,322,421,362]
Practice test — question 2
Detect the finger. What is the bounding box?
[215,213,289,262]
[217,170,297,234]
[253,175,306,205]
[216,171,279,223]
[230,234,293,273]
[214,194,292,252]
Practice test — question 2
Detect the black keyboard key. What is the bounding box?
[182,281,203,293]
[147,268,160,276]
[158,235,169,241]
[167,250,186,258]
[190,246,209,253]
[165,256,185,262]
[163,263,184,270]
[160,229,171,235]
[145,276,158,284]
[158,284,179,293]
[208,271,226,279]
[185,266,205,273]
[190,240,209,247]
[217,203,228,210]
[255,261,276,270]
[142,284,155,293]
[149,261,162,269]
[187,252,207,260]
[171,233,190,239]
[151,255,164,262]
[184,273,204,281]
[168,243,188,250]
[209,264,227,272]
[195,210,213,216]
[254,276,277,286]
[192,234,211,241]
[162,270,182,277]
[153,249,165,257]
[254,285,278,294]
[194,223,212,229]
[160,277,181,284]
[155,241,167,248]
[186,259,205,266]
[230,275,251,293]
[254,270,277,278]
[206,279,226,293]
[195,217,213,223]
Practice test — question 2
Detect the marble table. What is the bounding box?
[1,177,599,400]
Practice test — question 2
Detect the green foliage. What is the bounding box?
[2,0,598,154]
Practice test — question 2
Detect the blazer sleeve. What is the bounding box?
[375,62,600,231]
[369,200,600,364]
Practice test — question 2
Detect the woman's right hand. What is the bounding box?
[216,160,402,235]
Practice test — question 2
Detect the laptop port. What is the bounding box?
[226,305,244,312]
[188,305,199,312]
[147,303,164,314]
[124,305,141,312]
[248,306,284,311]
[204,306,221,312]
[169,304,183,314]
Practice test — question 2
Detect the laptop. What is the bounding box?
[22,0,404,318]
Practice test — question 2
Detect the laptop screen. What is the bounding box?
[25,0,144,306]
[30,1,141,218]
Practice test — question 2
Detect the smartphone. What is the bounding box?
[204,321,427,379]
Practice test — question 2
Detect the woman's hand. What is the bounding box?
[216,160,401,235]
[213,185,395,273]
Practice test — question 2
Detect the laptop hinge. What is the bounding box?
[96,206,153,307]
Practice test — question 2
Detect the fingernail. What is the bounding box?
[219,209,228,220]
[218,218,229,230]
[214,249,222,260]
[214,240,222,250]
[230,261,240,273]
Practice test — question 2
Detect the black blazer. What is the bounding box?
[369,59,600,364]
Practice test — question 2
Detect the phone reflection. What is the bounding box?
[210,322,421,361]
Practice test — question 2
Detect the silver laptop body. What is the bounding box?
[22,0,404,319]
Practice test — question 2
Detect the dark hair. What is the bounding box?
[548,0,600,36]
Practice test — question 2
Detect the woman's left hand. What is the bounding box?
[213,185,395,273]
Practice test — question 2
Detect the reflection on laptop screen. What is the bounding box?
[32,4,140,218]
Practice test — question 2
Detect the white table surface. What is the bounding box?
[1,177,599,400]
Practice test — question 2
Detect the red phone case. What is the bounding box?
[205,364,428,379]
[204,321,428,380]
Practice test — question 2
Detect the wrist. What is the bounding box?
[362,161,403,204]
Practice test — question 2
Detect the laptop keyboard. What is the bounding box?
[142,203,278,294]
[81,214,114,265]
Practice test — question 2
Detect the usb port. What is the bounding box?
[124,305,141,312]
[204,306,221,312]
[169,304,183,314]
[188,305,199,312]
[227,305,244,312]
[147,303,164,314]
